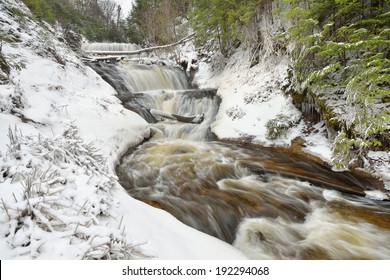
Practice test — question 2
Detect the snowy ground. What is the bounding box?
[193,49,332,159]
[1,0,388,261]
[0,0,246,259]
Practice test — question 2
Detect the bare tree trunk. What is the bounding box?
[117,5,121,26]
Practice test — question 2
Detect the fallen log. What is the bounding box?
[84,55,125,62]
[84,33,196,56]
[149,109,204,124]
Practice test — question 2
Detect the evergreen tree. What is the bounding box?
[20,0,127,42]
[22,0,55,22]
[283,0,390,168]
[190,0,261,56]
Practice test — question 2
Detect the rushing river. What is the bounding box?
[87,54,390,260]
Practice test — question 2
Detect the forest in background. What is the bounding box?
[20,0,126,41]
[16,0,390,169]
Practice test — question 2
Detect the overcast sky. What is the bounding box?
[113,0,134,16]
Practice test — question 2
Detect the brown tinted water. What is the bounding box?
[117,138,390,259]
[96,61,390,259]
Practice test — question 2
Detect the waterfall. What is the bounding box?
[82,42,140,52]
[88,59,218,139]
[88,61,189,93]
[90,58,390,260]
[117,63,189,92]
[140,89,220,140]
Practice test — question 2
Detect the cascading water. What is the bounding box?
[89,56,390,259]
[126,89,220,140]
[82,42,140,53]
[118,63,189,92]
[88,61,189,92]
[87,59,218,139]
[118,140,390,259]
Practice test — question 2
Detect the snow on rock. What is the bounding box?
[302,121,333,163]
[195,49,303,146]
[0,0,246,259]
[366,151,390,191]
[364,190,389,201]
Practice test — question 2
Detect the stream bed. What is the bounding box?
[88,58,390,259]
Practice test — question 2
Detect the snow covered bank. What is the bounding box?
[194,49,331,159]
[0,0,246,259]
[193,47,389,198]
